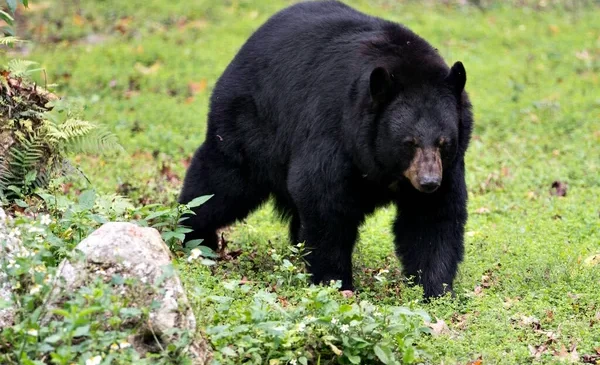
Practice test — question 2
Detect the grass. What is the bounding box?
[4,0,600,363]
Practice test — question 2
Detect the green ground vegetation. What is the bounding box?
[3,0,600,364]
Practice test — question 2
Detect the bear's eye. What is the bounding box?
[437,137,448,147]
[403,137,419,147]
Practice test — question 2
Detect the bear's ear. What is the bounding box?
[445,61,466,96]
[369,67,393,104]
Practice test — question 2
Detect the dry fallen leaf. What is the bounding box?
[581,353,600,364]
[529,344,548,359]
[481,274,492,288]
[553,343,579,363]
[72,14,85,27]
[475,207,490,214]
[188,79,207,95]
[327,342,343,356]
[277,296,289,307]
[115,16,133,34]
[467,357,483,365]
[551,181,568,197]
[520,315,542,330]
[427,318,450,336]
[134,61,161,75]
[474,285,483,296]
[450,313,468,330]
[583,253,600,267]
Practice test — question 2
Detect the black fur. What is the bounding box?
[179,0,474,298]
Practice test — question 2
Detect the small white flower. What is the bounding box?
[43,274,53,285]
[187,248,202,262]
[34,265,47,273]
[7,259,19,269]
[29,284,42,295]
[331,317,338,325]
[378,269,389,274]
[297,322,306,332]
[86,355,102,365]
[110,343,119,351]
[119,340,131,349]
[16,248,32,258]
[290,359,297,365]
[27,329,38,336]
[40,214,52,225]
[340,324,349,333]
[304,315,316,323]
[9,227,21,237]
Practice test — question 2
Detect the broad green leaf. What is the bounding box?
[51,308,69,318]
[77,189,96,210]
[145,209,170,221]
[0,299,12,309]
[185,239,204,249]
[44,334,62,344]
[187,194,213,208]
[0,10,14,23]
[198,245,218,258]
[374,344,393,364]
[201,258,216,266]
[72,325,90,337]
[220,346,237,357]
[6,0,17,14]
[402,346,416,363]
[79,306,103,317]
[347,354,361,364]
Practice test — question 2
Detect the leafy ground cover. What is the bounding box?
[3,0,600,363]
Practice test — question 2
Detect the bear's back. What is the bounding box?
[207,1,448,174]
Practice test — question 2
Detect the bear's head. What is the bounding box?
[368,61,467,194]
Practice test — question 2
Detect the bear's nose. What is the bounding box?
[419,176,441,193]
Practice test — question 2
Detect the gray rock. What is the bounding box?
[52,222,211,364]
[0,207,17,329]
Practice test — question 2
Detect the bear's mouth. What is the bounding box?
[403,147,442,193]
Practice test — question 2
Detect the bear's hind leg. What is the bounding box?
[178,142,269,251]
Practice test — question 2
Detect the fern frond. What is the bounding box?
[45,118,98,142]
[7,59,42,77]
[64,128,124,156]
[0,154,8,192]
[0,132,49,197]
[0,36,24,46]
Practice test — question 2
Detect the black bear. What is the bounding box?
[179,0,473,298]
